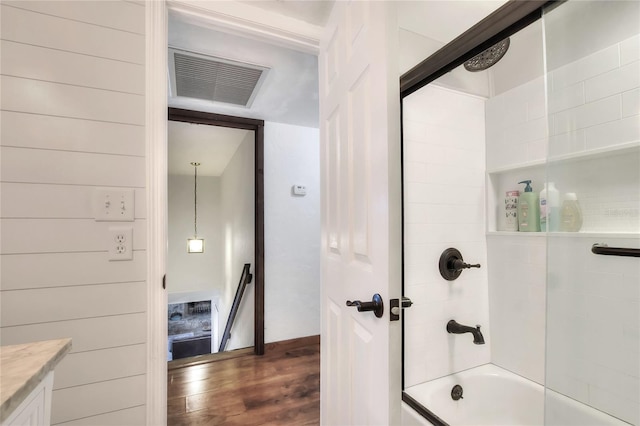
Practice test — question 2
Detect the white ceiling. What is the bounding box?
[237,0,333,26]
[167,0,528,168]
[168,10,319,129]
[168,121,250,176]
[397,1,507,45]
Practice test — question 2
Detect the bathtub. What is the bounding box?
[402,364,630,426]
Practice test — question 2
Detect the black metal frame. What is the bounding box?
[399,0,560,421]
[168,107,266,355]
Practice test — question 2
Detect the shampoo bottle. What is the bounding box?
[540,182,560,232]
[560,193,583,232]
[517,180,540,232]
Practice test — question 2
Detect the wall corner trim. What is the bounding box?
[146,1,169,425]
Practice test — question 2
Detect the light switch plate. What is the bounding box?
[94,188,135,221]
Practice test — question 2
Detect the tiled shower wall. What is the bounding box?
[487,235,546,384]
[403,85,490,387]
[487,35,640,234]
[546,235,639,425]
[485,31,640,424]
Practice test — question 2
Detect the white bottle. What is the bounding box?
[540,182,560,232]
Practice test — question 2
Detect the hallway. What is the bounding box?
[167,336,320,425]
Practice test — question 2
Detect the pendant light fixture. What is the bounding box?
[187,162,204,253]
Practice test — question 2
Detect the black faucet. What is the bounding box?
[447,320,485,344]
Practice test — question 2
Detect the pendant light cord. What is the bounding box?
[191,162,200,238]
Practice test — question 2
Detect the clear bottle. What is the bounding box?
[560,193,583,232]
[540,182,560,232]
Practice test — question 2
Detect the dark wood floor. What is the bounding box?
[168,336,320,425]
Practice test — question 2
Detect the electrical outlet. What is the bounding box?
[109,226,133,261]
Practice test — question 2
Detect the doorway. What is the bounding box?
[167,107,264,361]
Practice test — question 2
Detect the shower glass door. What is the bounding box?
[542,1,640,424]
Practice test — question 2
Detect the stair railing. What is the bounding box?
[218,263,252,352]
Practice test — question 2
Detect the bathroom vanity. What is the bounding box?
[0,339,71,426]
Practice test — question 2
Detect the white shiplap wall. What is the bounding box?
[0,2,147,425]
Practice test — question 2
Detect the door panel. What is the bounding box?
[320,1,401,424]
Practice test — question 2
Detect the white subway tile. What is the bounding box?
[435,125,485,152]
[581,272,624,299]
[620,275,640,301]
[404,142,430,164]
[502,141,530,166]
[589,385,640,425]
[403,243,440,267]
[527,138,548,162]
[527,92,547,120]
[547,373,590,404]
[553,95,621,134]
[585,116,640,150]
[622,88,640,117]
[551,45,619,91]
[548,82,585,114]
[403,161,428,184]
[404,161,483,186]
[503,117,548,145]
[620,35,640,65]
[404,182,484,206]
[402,120,429,143]
[404,346,430,387]
[486,98,528,129]
[585,61,640,103]
[548,289,589,320]
[405,223,485,244]
[405,203,483,225]
[425,163,485,186]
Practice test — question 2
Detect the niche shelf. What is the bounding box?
[487,231,639,239]
[487,141,640,235]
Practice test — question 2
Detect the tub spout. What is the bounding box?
[447,320,485,344]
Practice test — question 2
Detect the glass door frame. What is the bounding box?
[399,1,561,423]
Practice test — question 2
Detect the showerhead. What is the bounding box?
[463,38,510,72]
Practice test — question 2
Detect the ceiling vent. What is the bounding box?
[168,48,269,108]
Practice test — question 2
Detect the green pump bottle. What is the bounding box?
[517,180,540,232]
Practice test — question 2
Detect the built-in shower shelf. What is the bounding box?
[487,159,546,174]
[487,141,639,234]
[487,231,639,238]
[487,232,546,237]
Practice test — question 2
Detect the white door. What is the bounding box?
[319,2,402,425]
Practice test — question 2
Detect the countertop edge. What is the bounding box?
[0,338,72,423]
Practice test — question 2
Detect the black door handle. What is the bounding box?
[346,293,384,318]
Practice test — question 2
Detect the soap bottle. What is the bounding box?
[517,180,540,232]
[539,182,560,232]
[560,193,583,232]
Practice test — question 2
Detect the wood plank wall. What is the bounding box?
[0,1,147,424]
